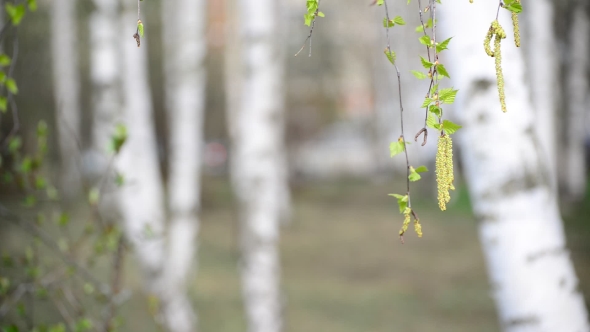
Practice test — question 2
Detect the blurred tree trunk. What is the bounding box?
[51,0,82,198]
[89,0,121,180]
[562,1,589,202]
[226,0,289,330]
[522,0,559,189]
[441,2,590,331]
[117,0,168,323]
[160,0,208,329]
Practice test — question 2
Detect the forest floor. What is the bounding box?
[189,177,499,332]
[2,176,589,332]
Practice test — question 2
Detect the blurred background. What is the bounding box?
[0,0,589,331]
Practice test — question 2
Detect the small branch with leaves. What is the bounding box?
[133,0,145,47]
[295,0,325,57]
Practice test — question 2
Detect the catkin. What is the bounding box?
[436,134,454,211]
[485,21,508,113]
[512,0,521,47]
[399,207,412,236]
[414,219,423,237]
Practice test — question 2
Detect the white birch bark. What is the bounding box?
[117,0,166,301]
[87,0,122,224]
[441,2,589,331]
[563,3,589,201]
[51,0,82,198]
[160,0,208,329]
[522,0,559,188]
[227,0,288,330]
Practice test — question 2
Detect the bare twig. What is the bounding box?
[382,0,413,208]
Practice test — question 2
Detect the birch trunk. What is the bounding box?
[563,2,589,201]
[227,0,288,330]
[51,0,82,198]
[160,0,208,329]
[117,0,166,302]
[88,0,122,223]
[522,0,559,188]
[441,2,589,331]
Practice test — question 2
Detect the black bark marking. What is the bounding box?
[526,246,567,263]
[504,315,540,328]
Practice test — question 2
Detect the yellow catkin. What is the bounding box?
[414,219,423,238]
[486,21,507,113]
[436,135,454,211]
[469,0,473,3]
[512,0,521,47]
[484,26,495,57]
[399,207,412,236]
[494,31,507,113]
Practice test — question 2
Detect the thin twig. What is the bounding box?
[382,0,413,208]
[295,0,321,57]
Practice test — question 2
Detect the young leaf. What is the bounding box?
[317,11,325,17]
[409,166,422,182]
[0,55,11,67]
[384,49,396,65]
[442,119,462,134]
[390,141,405,157]
[393,16,406,25]
[0,97,7,113]
[415,165,429,173]
[436,64,450,78]
[6,78,18,94]
[439,87,458,104]
[420,56,434,68]
[137,20,144,37]
[427,113,441,130]
[419,35,431,46]
[411,70,428,80]
[436,37,452,52]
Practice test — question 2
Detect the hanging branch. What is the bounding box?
[295,0,324,57]
[378,0,423,243]
[133,0,144,47]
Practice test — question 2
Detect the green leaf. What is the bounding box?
[0,97,7,113]
[26,0,37,11]
[419,35,431,46]
[383,18,394,28]
[427,113,441,130]
[384,49,396,65]
[408,166,422,182]
[377,0,384,5]
[421,97,432,108]
[420,56,434,68]
[439,87,458,104]
[436,64,450,78]
[429,105,442,117]
[388,194,408,213]
[436,37,452,52]
[393,16,406,25]
[0,55,11,67]
[442,119,462,134]
[75,318,93,332]
[503,1,522,13]
[389,141,405,157]
[411,70,427,80]
[6,78,18,94]
[304,14,311,26]
[317,11,325,17]
[58,213,70,227]
[137,21,144,37]
[109,124,127,154]
[415,165,429,173]
[5,4,26,25]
